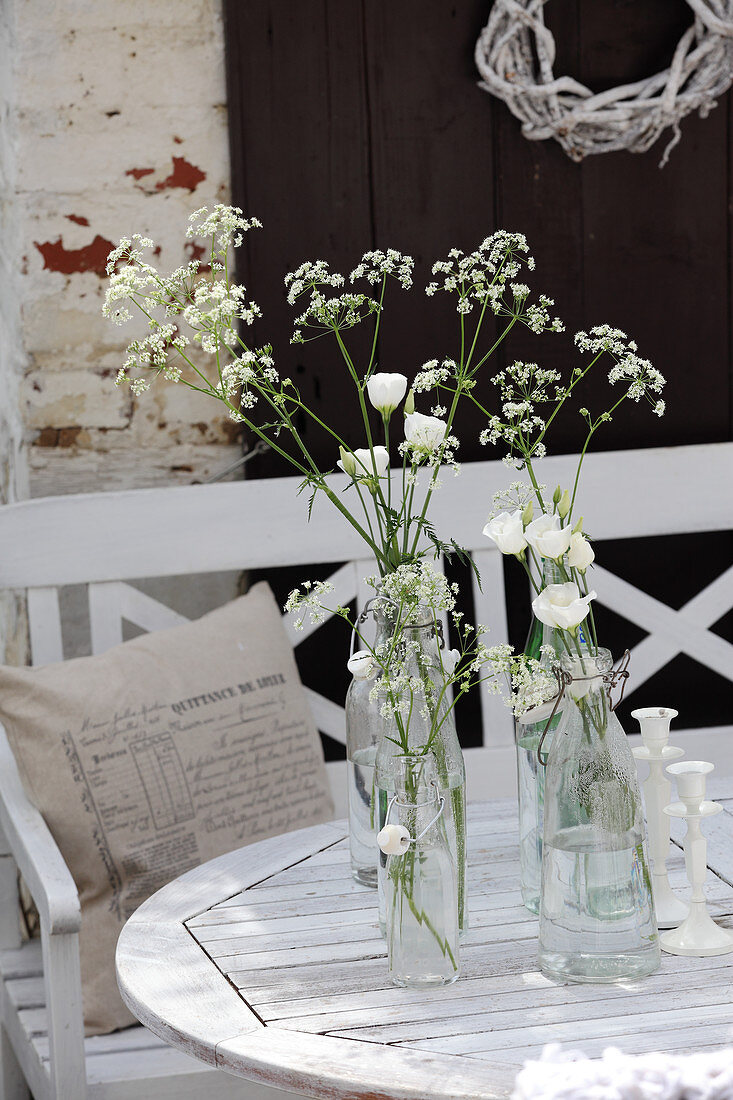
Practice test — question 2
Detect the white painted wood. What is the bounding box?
[88,582,125,656]
[0,731,80,938]
[0,938,289,1100]
[624,565,733,692]
[115,797,733,1100]
[355,558,376,620]
[41,925,86,1100]
[26,588,63,666]
[124,822,345,927]
[593,564,733,688]
[0,825,21,951]
[117,919,262,1068]
[0,1022,30,1100]
[304,692,346,746]
[325,760,347,819]
[282,562,358,646]
[118,584,190,636]
[0,443,728,588]
[470,548,514,749]
[2,445,728,754]
[216,1028,516,1100]
[0,443,731,1099]
[1,954,52,1100]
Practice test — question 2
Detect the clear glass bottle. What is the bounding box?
[346,606,392,887]
[375,614,467,936]
[538,648,660,983]
[383,754,460,987]
[515,562,585,914]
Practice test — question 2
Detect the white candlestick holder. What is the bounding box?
[631,707,688,928]
[660,761,733,957]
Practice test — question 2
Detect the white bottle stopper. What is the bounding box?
[660,761,733,957]
[631,707,688,928]
[377,823,410,855]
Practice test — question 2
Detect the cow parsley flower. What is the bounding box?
[284,581,338,631]
[186,205,262,251]
[350,249,414,289]
[575,327,666,412]
[375,561,458,624]
[489,480,538,519]
[426,232,563,335]
[284,260,345,305]
[291,292,379,342]
[413,358,455,392]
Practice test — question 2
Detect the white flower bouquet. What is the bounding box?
[103,206,561,580]
[478,331,667,668]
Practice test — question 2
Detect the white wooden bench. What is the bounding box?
[0,442,730,1099]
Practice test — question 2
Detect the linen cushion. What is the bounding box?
[0,582,334,1034]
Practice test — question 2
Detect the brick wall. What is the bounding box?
[0,0,30,662]
[0,0,244,663]
[9,0,240,497]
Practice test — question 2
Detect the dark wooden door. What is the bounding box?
[224,1,733,744]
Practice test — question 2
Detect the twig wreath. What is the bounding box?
[475,0,733,165]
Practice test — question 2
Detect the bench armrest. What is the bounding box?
[0,726,80,935]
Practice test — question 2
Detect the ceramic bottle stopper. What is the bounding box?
[631,707,688,928]
[660,761,733,957]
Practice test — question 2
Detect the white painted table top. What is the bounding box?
[116,795,733,1100]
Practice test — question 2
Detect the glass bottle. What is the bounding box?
[345,606,392,887]
[515,561,586,914]
[375,613,467,936]
[383,754,460,987]
[538,648,660,983]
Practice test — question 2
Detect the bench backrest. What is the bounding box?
[0,442,730,797]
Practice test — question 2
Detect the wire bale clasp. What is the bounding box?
[536,650,631,768]
[349,596,446,660]
[383,783,446,848]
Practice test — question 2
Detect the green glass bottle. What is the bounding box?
[514,562,589,913]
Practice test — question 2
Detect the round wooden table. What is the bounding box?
[116,798,733,1100]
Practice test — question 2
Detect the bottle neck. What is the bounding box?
[561,650,613,718]
[524,559,594,663]
[394,754,443,839]
[374,609,442,663]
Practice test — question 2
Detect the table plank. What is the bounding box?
[270,966,733,1035]
[330,976,733,1045]
[471,1021,733,1067]
[405,995,733,1056]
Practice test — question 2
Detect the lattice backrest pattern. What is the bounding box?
[4,443,732,755]
[25,555,514,751]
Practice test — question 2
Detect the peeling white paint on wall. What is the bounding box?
[1,0,245,658]
[0,0,31,663]
[7,0,240,497]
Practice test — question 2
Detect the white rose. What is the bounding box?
[565,656,603,701]
[377,823,411,855]
[532,582,597,631]
[366,372,408,415]
[442,649,461,676]
[483,510,527,555]
[525,513,573,559]
[338,445,390,479]
[568,532,595,572]
[404,411,447,452]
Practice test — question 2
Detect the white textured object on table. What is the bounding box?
[513,1044,733,1100]
[116,796,733,1100]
